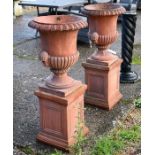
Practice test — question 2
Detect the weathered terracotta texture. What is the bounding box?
[28,15,88,149]
[82,3,125,61]
[29,15,87,89]
[35,82,88,150]
[82,3,126,110]
[82,58,123,110]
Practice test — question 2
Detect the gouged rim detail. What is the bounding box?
[28,16,88,31]
[82,3,126,16]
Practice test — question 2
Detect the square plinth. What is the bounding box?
[35,81,89,150]
[82,57,123,110]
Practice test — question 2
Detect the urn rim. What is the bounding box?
[82,3,126,16]
[28,15,88,31]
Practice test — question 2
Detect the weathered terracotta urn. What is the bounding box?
[82,3,126,110]
[28,15,88,150]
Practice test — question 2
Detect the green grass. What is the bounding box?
[134,97,141,108]
[91,125,141,155]
[70,105,87,155]
[122,97,141,108]
[91,137,124,155]
[49,149,63,155]
[132,44,141,65]
[20,146,34,155]
[132,54,141,65]
[121,98,133,105]
[118,125,140,142]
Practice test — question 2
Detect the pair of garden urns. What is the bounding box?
[28,3,126,150]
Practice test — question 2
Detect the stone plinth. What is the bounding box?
[82,56,123,110]
[35,81,88,150]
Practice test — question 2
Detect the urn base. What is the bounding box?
[45,74,76,89]
[35,81,89,150]
[82,56,123,110]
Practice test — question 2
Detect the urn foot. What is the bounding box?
[45,74,76,89]
[91,49,118,62]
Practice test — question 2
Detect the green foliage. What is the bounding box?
[20,146,34,155]
[132,54,141,65]
[91,137,124,155]
[134,98,141,108]
[91,125,141,155]
[118,125,141,142]
[71,105,86,155]
[122,98,132,105]
[132,44,141,65]
[50,149,63,155]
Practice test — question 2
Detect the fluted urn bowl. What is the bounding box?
[28,15,87,88]
[82,3,126,61]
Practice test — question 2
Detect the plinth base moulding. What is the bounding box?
[35,81,89,150]
[82,56,123,110]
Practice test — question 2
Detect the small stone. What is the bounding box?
[112,120,116,126]
[24,89,28,93]
[23,81,27,84]
[32,77,37,79]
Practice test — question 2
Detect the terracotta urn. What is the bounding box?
[82,3,126,110]
[28,15,88,150]
[82,3,126,61]
[29,15,87,89]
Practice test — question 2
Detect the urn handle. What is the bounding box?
[40,51,49,67]
[89,32,99,44]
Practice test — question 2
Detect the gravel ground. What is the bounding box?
[13,42,141,154]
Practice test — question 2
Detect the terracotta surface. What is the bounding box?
[82,3,125,61]
[83,58,123,110]
[29,15,87,89]
[35,82,88,150]
[82,3,126,110]
[28,15,88,150]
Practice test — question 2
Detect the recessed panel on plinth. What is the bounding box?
[83,57,123,110]
[35,82,88,150]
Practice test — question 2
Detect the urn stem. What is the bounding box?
[46,73,75,89]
